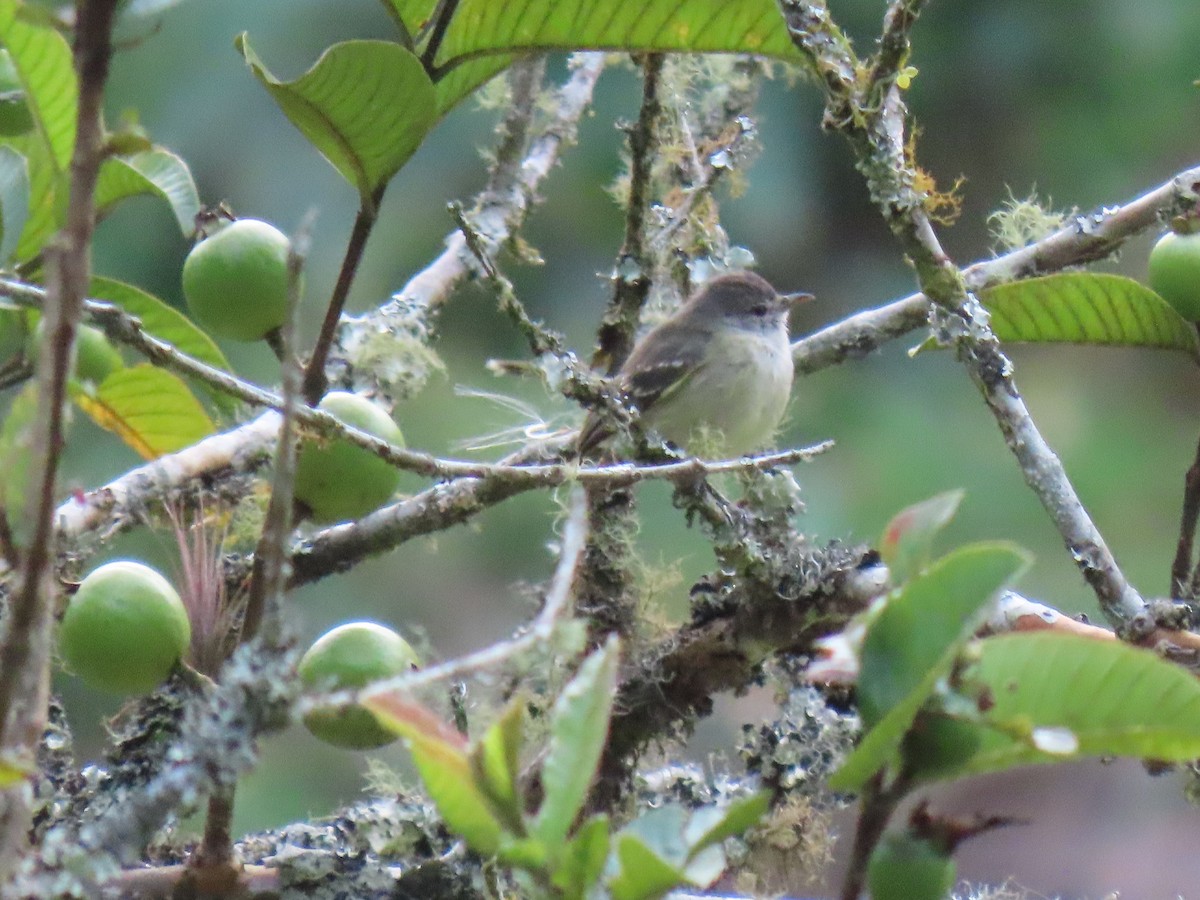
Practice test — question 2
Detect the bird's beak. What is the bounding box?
[780,290,815,309]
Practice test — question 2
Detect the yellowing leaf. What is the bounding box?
[74,365,215,459]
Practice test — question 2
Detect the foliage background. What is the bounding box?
[40,0,1200,894]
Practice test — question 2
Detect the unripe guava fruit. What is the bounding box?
[30,319,124,385]
[867,831,956,900]
[294,391,405,524]
[1149,229,1200,321]
[182,218,294,341]
[298,621,418,749]
[58,561,191,694]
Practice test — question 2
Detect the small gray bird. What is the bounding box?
[578,271,810,457]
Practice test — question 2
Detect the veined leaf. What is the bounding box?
[469,699,526,834]
[427,0,806,113]
[74,365,215,459]
[95,150,200,236]
[553,815,609,899]
[88,277,236,414]
[533,636,620,848]
[0,1,76,260]
[830,543,1029,792]
[0,1,75,171]
[980,272,1200,356]
[908,632,1200,783]
[236,36,437,203]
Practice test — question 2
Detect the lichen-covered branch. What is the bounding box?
[779,0,1147,629]
[790,163,1200,374]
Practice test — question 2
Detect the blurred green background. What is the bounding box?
[42,0,1200,894]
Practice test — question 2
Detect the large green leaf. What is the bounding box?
[236,36,437,203]
[74,364,216,459]
[88,277,236,415]
[95,149,200,236]
[431,0,804,71]
[0,2,75,172]
[830,543,1029,792]
[426,0,805,113]
[980,273,1200,356]
[0,1,76,261]
[907,632,1200,783]
[0,143,28,263]
[533,636,620,848]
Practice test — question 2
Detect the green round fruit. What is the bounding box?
[0,307,28,362]
[294,391,405,524]
[867,831,956,900]
[58,561,191,695]
[1149,229,1200,321]
[298,621,418,750]
[0,50,33,137]
[31,319,124,384]
[181,218,293,342]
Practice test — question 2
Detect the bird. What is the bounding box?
[577,271,810,458]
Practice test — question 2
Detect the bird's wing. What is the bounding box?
[620,319,709,414]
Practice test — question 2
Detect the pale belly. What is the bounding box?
[645,331,793,456]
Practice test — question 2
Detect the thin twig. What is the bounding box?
[302,187,384,404]
[191,215,312,876]
[304,488,589,711]
[0,0,121,874]
[1175,430,1200,599]
[594,53,663,373]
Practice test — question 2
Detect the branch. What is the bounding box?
[593,53,663,373]
[780,0,1149,630]
[302,186,384,403]
[287,442,832,589]
[0,0,121,874]
[790,164,1200,373]
[336,53,607,399]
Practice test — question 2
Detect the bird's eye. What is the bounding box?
[750,303,770,317]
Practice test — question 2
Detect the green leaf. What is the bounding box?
[533,636,620,848]
[87,277,236,414]
[980,273,1200,356]
[0,144,28,263]
[95,150,200,236]
[363,690,504,856]
[830,543,1030,792]
[73,364,215,459]
[879,489,965,584]
[683,792,770,854]
[0,380,41,536]
[552,815,610,900]
[469,698,526,834]
[236,36,437,203]
[377,0,434,41]
[0,2,76,171]
[425,0,806,112]
[608,832,687,900]
[909,632,1200,783]
[434,56,512,118]
[0,1,77,260]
